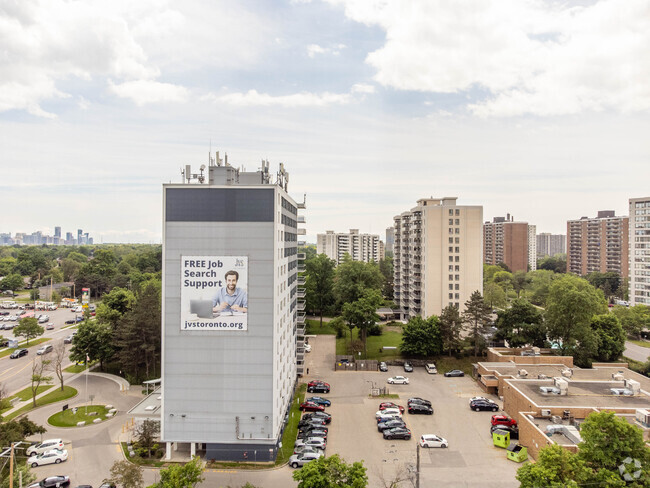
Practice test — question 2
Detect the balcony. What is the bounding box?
[298,216,306,224]
[297,228,306,235]
[297,252,306,260]
[297,312,306,325]
[297,289,306,298]
[297,326,305,336]
[298,240,306,246]
[297,276,306,285]
[298,264,306,273]
[297,300,306,311]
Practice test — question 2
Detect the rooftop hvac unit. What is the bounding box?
[538,373,547,380]
[610,388,633,396]
[551,415,563,424]
[635,409,650,426]
[561,369,573,378]
[540,409,551,417]
[546,424,564,435]
[532,347,541,355]
[518,369,528,377]
[612,373,624,381]
[564,426,583,444]
[625,379,641,394]
[554,378,569,394]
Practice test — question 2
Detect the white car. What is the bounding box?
[294,437,326,450]
[27,449,68,467]
[387,376,409,385]
[376,412,402,423]
[419,434,448,448]
[26,439,64,456]
[304,344,312,353]
[289,451,323,468]
[375,408,402,419]
[36,344,53,355]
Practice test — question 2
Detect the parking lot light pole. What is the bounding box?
[415,442,420,488]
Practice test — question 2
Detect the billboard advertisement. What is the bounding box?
[180,256,248,331]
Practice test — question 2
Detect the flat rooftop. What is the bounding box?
[509,379,650,409]
[128,388,162,419]
[531,417,585,446]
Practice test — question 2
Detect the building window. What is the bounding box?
[449,237,454,243]
[449,265,453,271]
[455,256,460,262]
[449,284,454,290]
[449,228,453,234]
[449,246,453,252]
[455,293,460,299]
[455,238,460,244]
[449,219,454,225]
[455,219,460,225]
[455,284,459,290]
[449,209,454,215]
[455,266,460,271]
[455,228,460,234]
[449,256,453,262]
[455,274,460,280]
[449,274,453,280]
[449,293,454,299]
[455,247,460,252]
[455,209,460,216]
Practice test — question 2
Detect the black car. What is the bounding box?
[302,412,332,424]
[490,424,519,440]
[444,369,465,377]
[403,361,413,372]
[407,397,432,407]
[297,428,328,439]
[383,427,412,440]
[10,348,28,359]
[377,419,406,432]
[470,400,499,412]
[298,419,327,430]
[408,403,433,415]
[307,384,330,394]
[379,361,388,372]
[29,476,71,488]
[299,423,329,434]
[306,396,331,407]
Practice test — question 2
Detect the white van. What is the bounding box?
[425,363,438,374]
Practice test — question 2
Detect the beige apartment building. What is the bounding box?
[316,229,384,265]
[629,197,650,306]
[483,215,536,272]
[567,210,629,278]
[393,197,483,319]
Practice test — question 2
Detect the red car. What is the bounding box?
[491,415,517,427]
[300,402,325,412]
[308,380,330,388]
[379,402,405,414]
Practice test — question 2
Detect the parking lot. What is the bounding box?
[304,336,521,488]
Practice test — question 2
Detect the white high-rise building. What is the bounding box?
[393,197,483,319]
[630,197,650,306]
[316,229,384,265]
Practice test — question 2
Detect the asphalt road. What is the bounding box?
[624,341,650,363]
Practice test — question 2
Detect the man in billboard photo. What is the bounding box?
[212,270,248,313]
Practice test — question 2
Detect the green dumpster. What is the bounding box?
[506,442,528,462]
[492,429,510,448]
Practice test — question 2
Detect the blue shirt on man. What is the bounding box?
[212,287,248,311]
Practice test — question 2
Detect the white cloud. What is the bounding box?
[109,80,189,105]
[351,83,375,94]
[204,89,355,107]
[307,43,346,57]
[325,0,650,116]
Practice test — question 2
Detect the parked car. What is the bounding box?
[383,427,412,440]
[379,402,405,413]
[37,344,53,355]
[306,396,331,407]
[26,439,65,456]
[470,399,499,412]
[377,419,407,432]
[308,380,330,388]
[299,402,325,412]
[387,376,409,385]
[425,363,438,374]
[298,419,327,430]
[403,361,413,372]
[408,403,433,415]
[407,397,432,407]
[379,361,388,372]
[301,411,331,424]
[297,428,328,439]
[419,434,448,448]
[491,415,517,427]
[293,445,321,456]
[10,348,28,359]
[375,412,402,423]
[294,437,326,450]
[63,335,74,344]
[304,344,312,353]
[490,424,519,440]
[289,451,323,468]
[307,382,330,394]
[376,408,402,419]
[28,476,70,488]
[46,323,55,330]
[444,369,465,377]
[28,449,68,467]
[469,396,489,405]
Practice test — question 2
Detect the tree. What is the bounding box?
[462,291,492,356]
[483,264,503,284]
[400,316,443,357]
[341,289,383,355]
[612,304,650,338]
[586,271,621,298]
[69,321,114,370]
[109,460,144,488]
[52,339,67,391]
[61,258,82,282]
[591,314,626,362]
[328,316,348,339]
[492,270,513,293]
[148,456,204,488]
[516,443,591,488]
[30,357,52,407]
[545,274,607,357]
[305,254,336,326]
[333,257,384,307]
[0,463,37,488]
[135,419,160,458]
[378,257,393,300]
[14,317,44,345]
[511,270,531,299]
[483,282,506,309]
[494,299,545,348]
[528,269,557,306]
[438,305,463,356]
[537,253,567,273]
[0,273,23,292]
[292,454,368,488]
[96,286,136,329]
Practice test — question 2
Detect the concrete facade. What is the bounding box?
[393,197,483,319]
[161,159,304,462]
[629,197,650,306]
[536,232,566,258]
[316,229,384,265]
[483,216,534,272]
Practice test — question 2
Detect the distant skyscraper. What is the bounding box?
[629,197,650,306]
[54,226,61,238]
[77,229,83,245]
[567,211,628,278]
[316,229,384,265]
[536,233,566,258]
[385,227,395,254]
[483,215,535,272]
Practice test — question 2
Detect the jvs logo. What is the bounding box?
[235,258,244,267]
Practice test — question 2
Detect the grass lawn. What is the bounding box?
[10,385,52,402]
[336,328,403,360]
[628,339,650,349]
[49,405,109,427]
[64,362,96,373]
[305,319,337,335]
[0,338,51,358]
[4,386,78,421]
[120,442,166,467]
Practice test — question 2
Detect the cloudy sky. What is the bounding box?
[1,0,649,243]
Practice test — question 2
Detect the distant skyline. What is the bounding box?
[1,1,648,243]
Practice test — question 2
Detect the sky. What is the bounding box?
[1,0,649,244]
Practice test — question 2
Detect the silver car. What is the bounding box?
[289,451,323,468]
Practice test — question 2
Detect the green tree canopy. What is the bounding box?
[69,320,115,369]
[438,305,463,356]
[538,254,567,273]
[591,314,626,362]
[400,315,443,357]
[305,254,336,326]
[341,289,383,351]
[511,270,531,299]
[378,256,393,300]
[0,273,23,292]
[148,456,204,488]
[586,271,621,298]
[14,317,44,345]
[333,257,384,307]
[495,299,545,348]
[483,282,507,310]
[516,443,591,488]
[527,269,558,306]
[611,305,650,338]
[292,454,368,488]
[462,291,492,356]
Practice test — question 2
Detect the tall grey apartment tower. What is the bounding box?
[161,155,306,462]
[630,197,650,306]
[393,197,483,319]
[536,232,566,258]
[316,229,384,265]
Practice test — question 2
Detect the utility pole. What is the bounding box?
[9,442,15,488]
[415,442,420,488]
